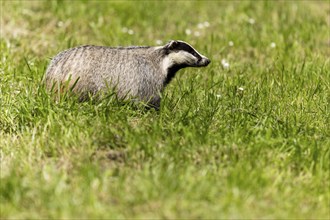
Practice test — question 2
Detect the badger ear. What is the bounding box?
[165,40,179,50]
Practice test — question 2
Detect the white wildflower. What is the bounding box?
[127,29,134,35]
[155,40,163,45]
[221,59,230,69]
[122,27,134,35]
[194,31,201,37]
[238,87,244,91]
[57,21,64,27]
[185,29,192,35]
[197,23,204,29]
[197,21,210,29]
[228,41,234,47]
[203,21,210,27]
[270,42,276,48]
[248,18,255,25]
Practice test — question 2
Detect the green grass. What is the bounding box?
[1,1,329,219]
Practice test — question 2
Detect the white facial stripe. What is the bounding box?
[162,51,198,73]
[176,40,204,58]
[170,51,198,64]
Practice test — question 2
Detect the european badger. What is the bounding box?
[44,40,210,109]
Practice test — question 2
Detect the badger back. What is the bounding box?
[44,45,160,99]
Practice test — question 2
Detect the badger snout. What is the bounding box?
[198,57,211,67]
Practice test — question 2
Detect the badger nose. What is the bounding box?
[198,57,211,67]
[202,58,210,66]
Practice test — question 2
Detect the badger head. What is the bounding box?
[163,40,211,69]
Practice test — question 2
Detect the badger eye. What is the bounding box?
[193,52,202,60]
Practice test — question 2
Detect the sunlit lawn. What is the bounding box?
[0,1,329,219]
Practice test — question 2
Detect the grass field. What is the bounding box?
[1,1,329,219]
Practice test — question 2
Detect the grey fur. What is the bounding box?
[44,40,210,108]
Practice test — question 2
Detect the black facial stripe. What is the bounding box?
[175,42,202,59]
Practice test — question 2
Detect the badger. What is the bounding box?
[44,40,210,109]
